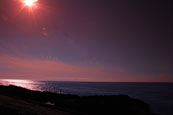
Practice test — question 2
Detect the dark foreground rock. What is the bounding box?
[0,85,158,115]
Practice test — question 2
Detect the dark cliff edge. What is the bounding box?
[0,85,158,115]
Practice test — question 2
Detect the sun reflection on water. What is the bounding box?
[0,79,44,91]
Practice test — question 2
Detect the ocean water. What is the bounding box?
[0,79,173,115]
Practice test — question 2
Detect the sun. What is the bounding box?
[23,0,38,6]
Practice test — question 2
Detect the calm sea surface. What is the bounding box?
[0,79,173,115]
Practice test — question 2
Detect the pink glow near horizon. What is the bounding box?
[0,54,172,82]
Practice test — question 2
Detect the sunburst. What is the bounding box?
[22,0,38,7]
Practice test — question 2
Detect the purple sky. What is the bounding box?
[0,0,172,82]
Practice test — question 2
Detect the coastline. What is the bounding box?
[0,85,158,115]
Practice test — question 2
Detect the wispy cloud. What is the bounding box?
[0,54,122,81]
[0,54,172,82]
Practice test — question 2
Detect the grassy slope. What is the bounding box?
[0,95,74,115]
[0,85,158,115]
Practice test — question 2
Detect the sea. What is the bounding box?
[0,79,173,115]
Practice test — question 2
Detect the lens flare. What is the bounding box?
[23,0,38,6]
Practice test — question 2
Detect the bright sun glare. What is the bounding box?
[23,0,38,6]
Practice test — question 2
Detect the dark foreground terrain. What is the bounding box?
[0,85,158,115]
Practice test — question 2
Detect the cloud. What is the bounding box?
[0,54,172,82]
[0,54,122,81]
